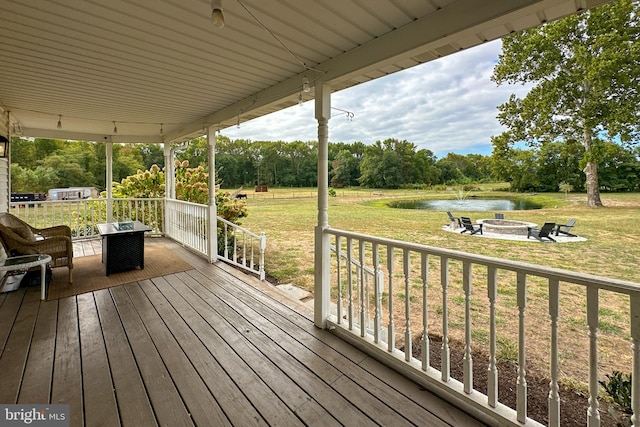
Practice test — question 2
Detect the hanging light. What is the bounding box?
[57,115,62,129]
[113,121,118,134]
[160,123,164,135]
[211,0,225,28]
[302,76,310,93]
[298,92,303,106]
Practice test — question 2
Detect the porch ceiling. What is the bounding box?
[1,0,611,143]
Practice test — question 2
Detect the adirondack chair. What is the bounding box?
[460,217,483,235]
[555,218,577,237]
[527,222,556,242]
[447,211,461,228]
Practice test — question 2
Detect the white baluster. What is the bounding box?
[463,261,473,394]
[421,253,430,371]
[359,240,366,337]
[549,279,560,427]
[387,246,395,352]
[517,272,527,423]
[441,257,450,381]
[587,287,600,427]
[347,238,354,331]
[487,266,498,408]
[336,236,343,325]
[404,249,411,362]
[373,243,381,343]
[631,294,640,427]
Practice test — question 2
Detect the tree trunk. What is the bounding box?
[582,130,604,207]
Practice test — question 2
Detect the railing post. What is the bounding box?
[359,240,366,337]
[463,261,473,394]
[517,272,528,423]
[372,242,381,343]
[421,253,430,371]
[441,257,450,381]
[487,266,498,408]
[258,232,266,281]
[403,249,411,362]
[313,80,331,329]
[106,142,113,223]
[587,287,600,427]
[549,279,561,427]
[631,294,640,427]
[207,126,217,263]
[387,246,395,352]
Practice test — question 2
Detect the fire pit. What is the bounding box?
[477,219,538,236]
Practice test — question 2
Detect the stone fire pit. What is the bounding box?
[477,219,538,236]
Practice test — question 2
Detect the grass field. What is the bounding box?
[235,186,640,391]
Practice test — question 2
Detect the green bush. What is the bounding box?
[600,371,632,425]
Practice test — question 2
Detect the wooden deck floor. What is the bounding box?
[0,238,484,426]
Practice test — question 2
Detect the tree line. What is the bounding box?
[9,135,639,195]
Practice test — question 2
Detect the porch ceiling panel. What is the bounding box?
[0,0,612,143]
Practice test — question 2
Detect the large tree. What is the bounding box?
[492,0,640,206]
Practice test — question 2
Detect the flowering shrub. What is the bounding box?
[111,160,248,226]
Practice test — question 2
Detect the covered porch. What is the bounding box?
[0,238,480,426]
[1,1,633,426]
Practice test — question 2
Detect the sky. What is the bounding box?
[220,39,532,158]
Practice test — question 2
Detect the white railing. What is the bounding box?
[219,216,266,281]
[164,199,266,280]
[164,199,208,255]
[323,227,640,427]
[10,198,163,239]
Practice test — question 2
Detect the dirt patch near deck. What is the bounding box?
[404,334,619,426]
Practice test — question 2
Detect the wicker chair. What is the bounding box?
[0,213,73,283]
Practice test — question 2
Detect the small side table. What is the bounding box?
[0,254,52,300]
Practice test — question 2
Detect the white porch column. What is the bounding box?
[207,126,218,263]
[163,144,172,200]
[106,142,113,223]
[314,81,331,328]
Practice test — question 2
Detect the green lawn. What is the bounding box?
[234,186,640,384]
[235,187,640,291]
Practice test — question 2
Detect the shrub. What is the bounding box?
[599,371,632,425]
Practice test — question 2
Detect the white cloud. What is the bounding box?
[221,40,531,157]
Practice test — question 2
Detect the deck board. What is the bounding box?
[0,289,39,403]
[143,276,293,426]
[52,297,83,426]
[93,289,157,427]
[109,285,194,427]
[124,281,232,427]
[0,238,485,427]
[18,298,57,404]
[77,292,120,427]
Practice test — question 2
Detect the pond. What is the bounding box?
[389,198,542,211]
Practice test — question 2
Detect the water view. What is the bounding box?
[389,198,541,211]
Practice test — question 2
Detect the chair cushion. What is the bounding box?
[9,222,36,242]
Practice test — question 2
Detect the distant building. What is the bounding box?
[48,187,99,201]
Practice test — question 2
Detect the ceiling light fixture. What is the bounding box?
[57,115,62,129]
[211,0,225,28]
[302,76,310,93]
[113,121,118,134]
[160,123,164,134]
[298,92,303,106]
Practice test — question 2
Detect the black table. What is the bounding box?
[97,221,152,275]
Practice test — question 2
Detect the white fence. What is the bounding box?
[10,198,163,238]
[10,198,266,280]
[218,216,266,281]
[324,227,640,427]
